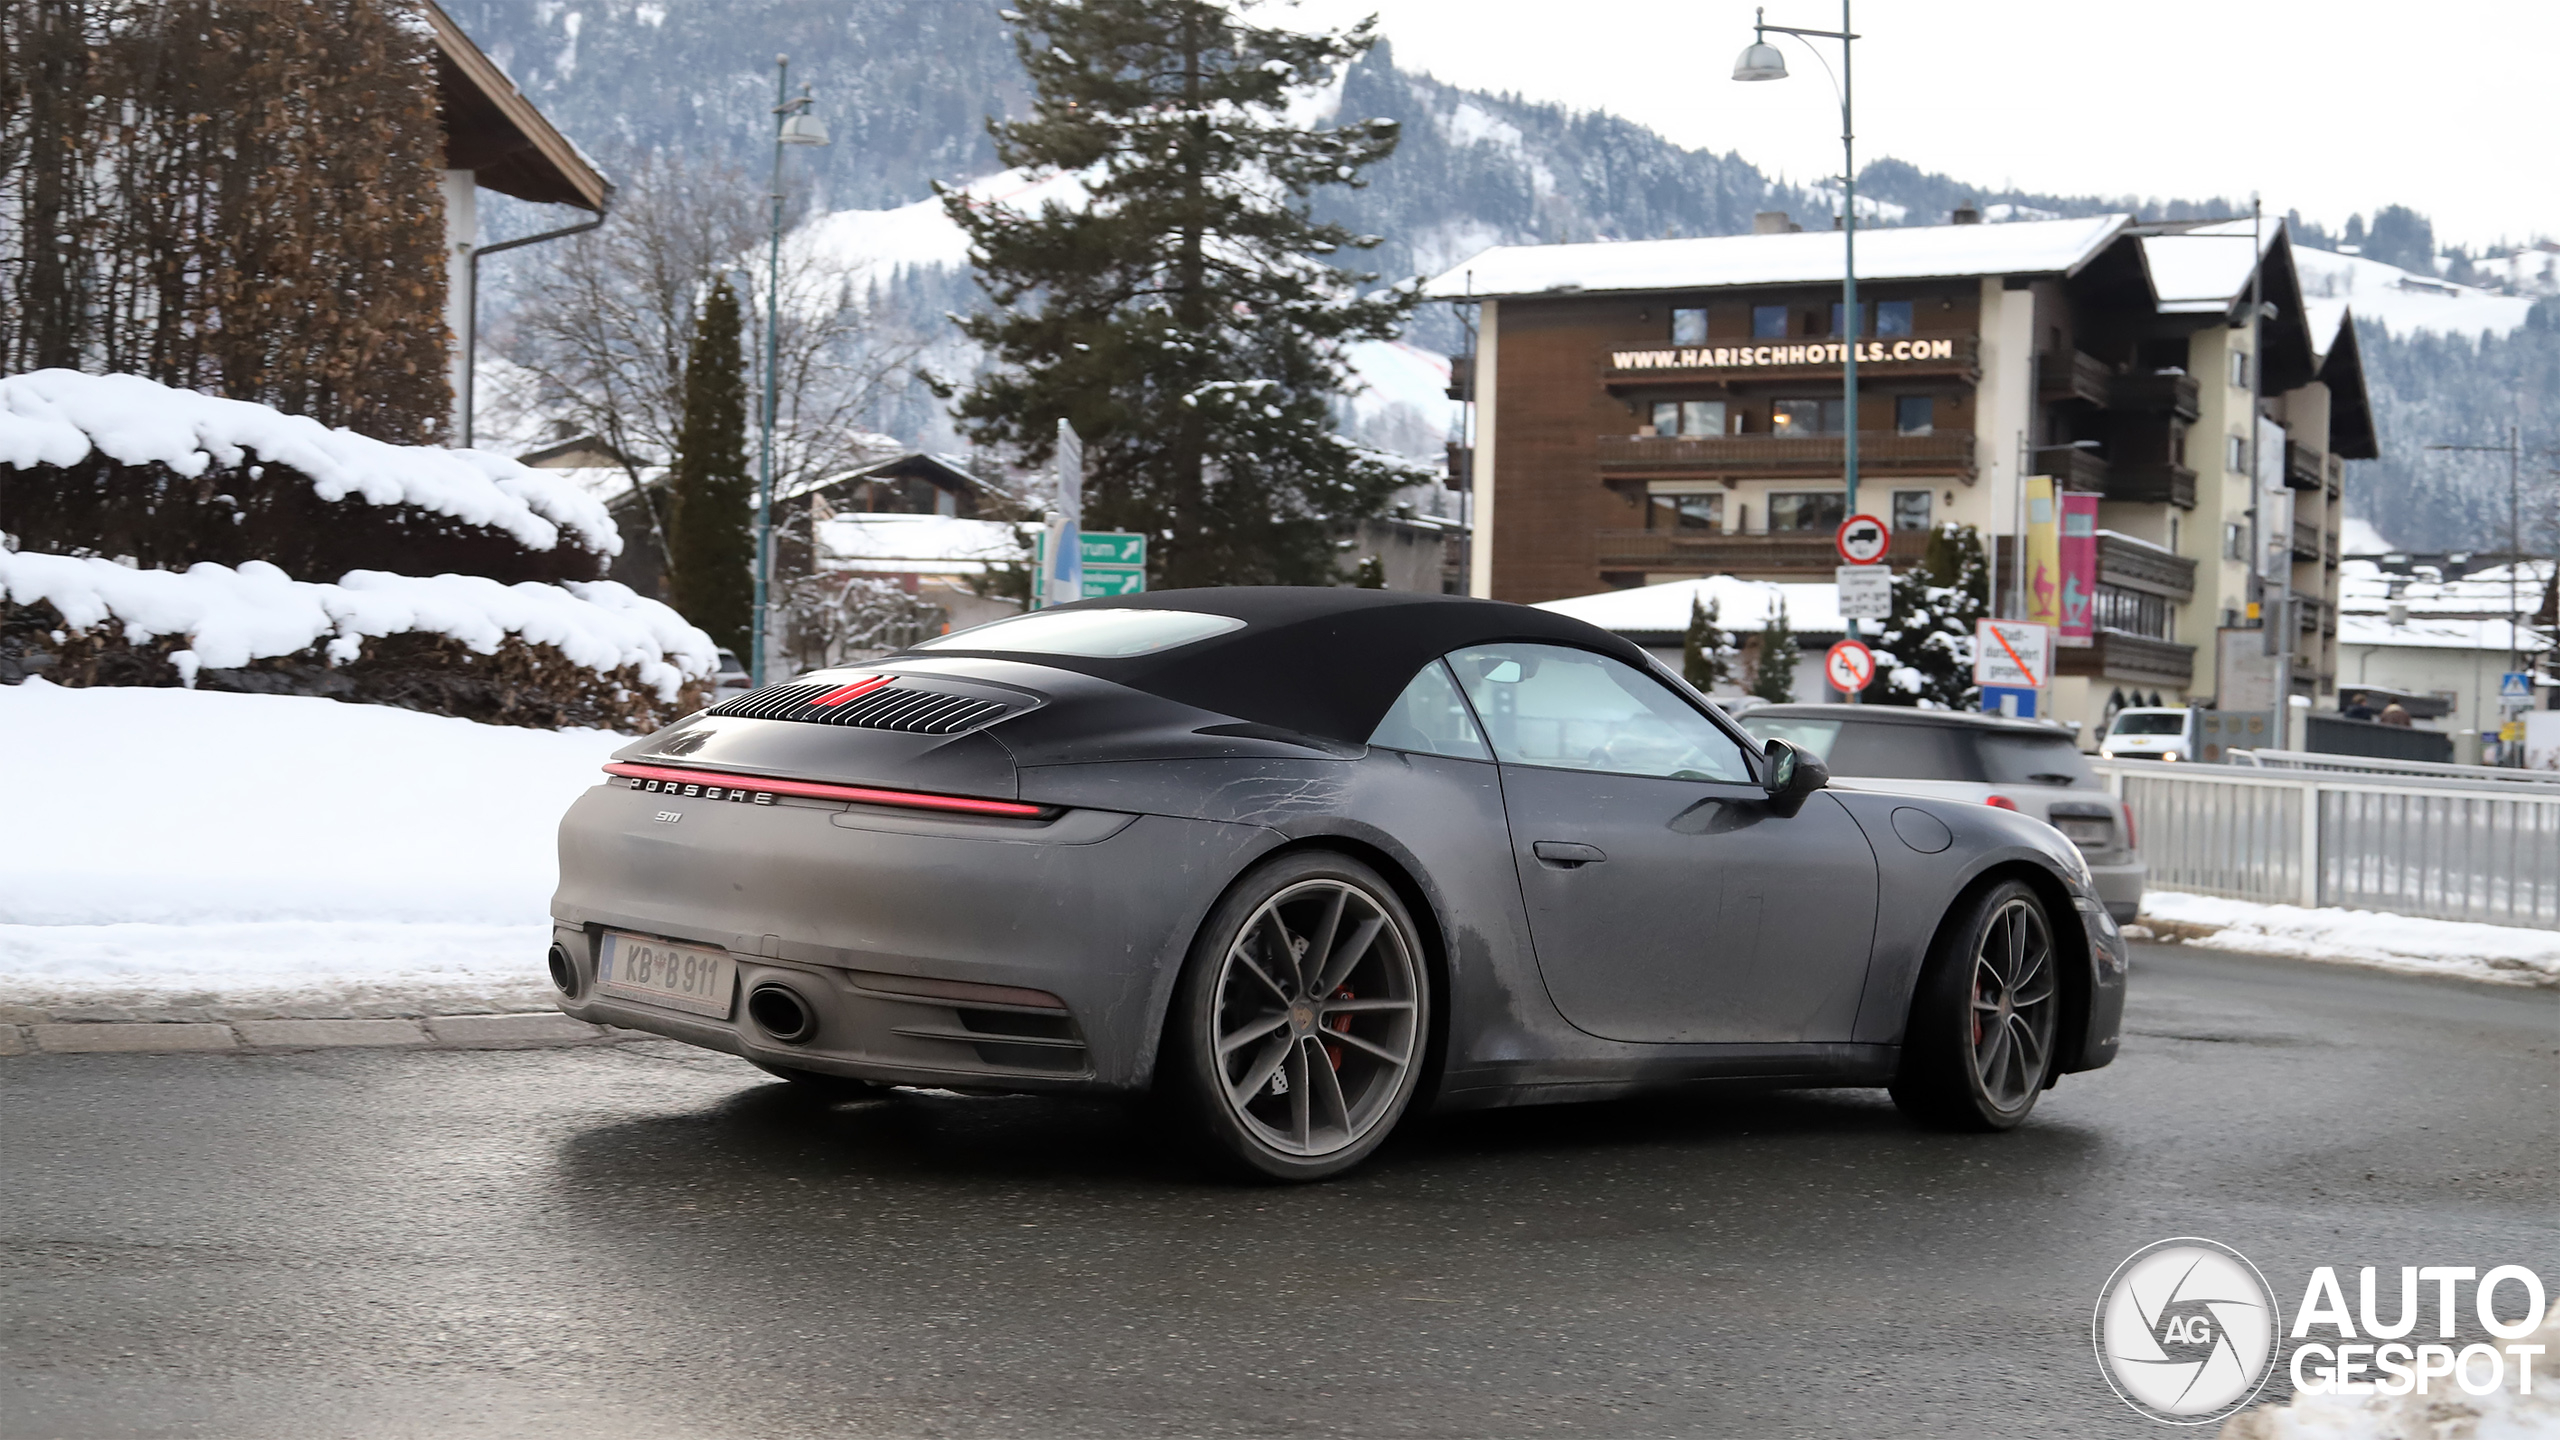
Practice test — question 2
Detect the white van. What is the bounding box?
[2099,706,2195,762]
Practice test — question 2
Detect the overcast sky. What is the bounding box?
[1286,0,2557,252]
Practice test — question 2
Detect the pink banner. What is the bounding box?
[2058,493,2098,647]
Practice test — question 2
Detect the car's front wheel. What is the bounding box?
[1162,852,1432,1182]
[1890,878,2062,1131]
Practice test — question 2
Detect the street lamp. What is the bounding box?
[750,56,828,689]
[1735,3,1862,644]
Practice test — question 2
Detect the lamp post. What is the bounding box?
[1735,2,1861,641]
[750,56,829,689]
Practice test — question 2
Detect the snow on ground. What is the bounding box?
[1535,574,1850,635]
[2219,1306,2560,1440]
[2292,242,2537,340]
[0,369,619,558]
[2,552,713,697]
[0,681,621,1013]
[2140,891,2560,989]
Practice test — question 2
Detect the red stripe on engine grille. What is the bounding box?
[808,674,897,707]
[603,762,1046,818]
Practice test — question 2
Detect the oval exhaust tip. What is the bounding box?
[747,983,816,1043]
[546,944,579,998]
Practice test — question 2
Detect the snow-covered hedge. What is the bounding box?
[0,370,620,584]
[3,552,714,731]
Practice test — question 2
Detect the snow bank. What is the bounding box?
[0,681,620,1007]
[2219,1306,2560,1440]
[2,551,714,700]
[1536,575,1850,635]
[0,369,620,558]
[2141,892,2560,989]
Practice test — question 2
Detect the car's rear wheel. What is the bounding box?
[1162,852,1431,1182]
[1890,878,2061,1131]
[750,1060,887,1102]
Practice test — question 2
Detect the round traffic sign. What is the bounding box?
[1835,513,1890,564]
[1825,638,1876,694]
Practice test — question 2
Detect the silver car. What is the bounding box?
[1739,706,2144,924]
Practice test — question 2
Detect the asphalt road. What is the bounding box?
[4,944,2554,1440]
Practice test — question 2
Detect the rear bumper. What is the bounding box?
[549,781,1277,1093]
[2087,857,2145,923]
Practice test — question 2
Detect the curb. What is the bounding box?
[0,1012,652,1057]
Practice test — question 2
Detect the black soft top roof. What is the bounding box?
[905,587,1653,745]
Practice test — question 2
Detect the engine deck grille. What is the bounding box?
[708,677,1017,735]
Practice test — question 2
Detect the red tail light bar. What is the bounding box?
[603,762,1047,818]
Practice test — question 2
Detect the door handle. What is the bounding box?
[1533,841,1608,869]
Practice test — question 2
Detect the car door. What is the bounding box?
[1447,644,1880,1046]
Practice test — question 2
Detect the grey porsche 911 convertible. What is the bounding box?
[550,588,2125,1180]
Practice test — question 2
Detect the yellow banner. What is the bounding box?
[2024,475,2061,633]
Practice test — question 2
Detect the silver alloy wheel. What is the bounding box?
[1969,896,2058,1109]
[1209,877,1422,1158]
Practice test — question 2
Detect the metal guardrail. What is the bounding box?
[2092,758,2560,929]
[2228,748,2560,788]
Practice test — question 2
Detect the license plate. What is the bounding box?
[596,932,737,1018]
[2055,817,2114,847]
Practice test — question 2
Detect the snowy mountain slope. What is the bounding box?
[2293,243,2535,340]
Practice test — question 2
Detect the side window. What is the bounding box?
[1670,307,1709,345]
[1367,659,1490,760]
[1446,644,1754,783]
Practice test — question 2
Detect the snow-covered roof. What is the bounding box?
[2337,557,2554,619]
[2337,615,2549,653]
[2139,220,2279,315]
[1533,575,1845,636]
[1422,215,2132,300]
[814,514,1029,576]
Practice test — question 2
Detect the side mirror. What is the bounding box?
[1761,737,1828,815]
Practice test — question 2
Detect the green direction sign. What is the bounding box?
[1081,569,1147,598]
[1080,531,1146,568]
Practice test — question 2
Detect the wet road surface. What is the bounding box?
[4,944,2553,1438]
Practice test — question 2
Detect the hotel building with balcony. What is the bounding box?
[1425,211,2375,738]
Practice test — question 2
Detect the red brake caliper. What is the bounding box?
[1324,985,1353,1070]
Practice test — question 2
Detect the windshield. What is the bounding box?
[914,608,1243,658]
[2109,711,2186,736]
[1973,732,2096,787]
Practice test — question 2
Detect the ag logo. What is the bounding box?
[2093,1237,2280,1424]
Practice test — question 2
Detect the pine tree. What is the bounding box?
[945,0,1419,589]
[1863,523,1989,708]
[1681,593,1734,693]
[1748,599,1798,703]
[667,278,754,656]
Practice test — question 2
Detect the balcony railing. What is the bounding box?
[2057,630,2198,687]
[2095,531,2197,601]
[2291,518,2322,560]
[1599,333,1980,384]
[2051,447,2109,494]
[2038,349,2113,407]
[2284,440,2325,491]
[2106,461,2197,509]
[2108,370,2202,421]
[1594,431,1978,478]
[1593,526,1931,577]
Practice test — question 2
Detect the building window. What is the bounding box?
[2223,522,2247,560]
[1768,492,1846,532]
[1646,490,1723,532]
[2229,348,2250,389]
[2226,434,2247,472]
[1772,398,1846,435]
[1670,308,1708,345]
[1752,304,1790,339]
[1649,401,1678,435]
[1681,399,1726,436]
[2094,585,2172,640]
[1892,490,1933,531]
[1875,300,1914,336]
[1829,301,1869,337]
[2169,516,2180,553]
[1894,395,1934,436]
[2170,419,2188,466]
